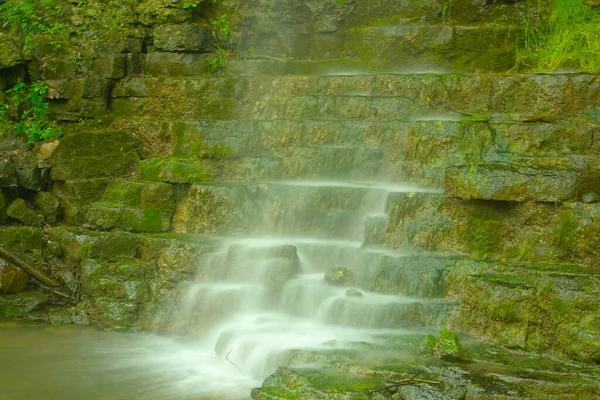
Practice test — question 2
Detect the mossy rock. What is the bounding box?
[33,191,63,224]
[84,204,171,232]
[0,160,18,188]
[139,157,214,184]
[88,297,139,331]
[6,199,44,227]
[0,292,49,318]
[153,24,213,52]
[44,130,142,180]
[325,267,356,286]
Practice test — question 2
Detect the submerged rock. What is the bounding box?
[325,267,356,286]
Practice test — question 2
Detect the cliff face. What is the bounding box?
[0,0,599,374]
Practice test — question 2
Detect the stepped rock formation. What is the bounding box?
[0,0,600,398]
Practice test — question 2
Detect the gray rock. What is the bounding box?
[13,151,42,191]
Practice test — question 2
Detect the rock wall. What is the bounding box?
[0,0,599,366]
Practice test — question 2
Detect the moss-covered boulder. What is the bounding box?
[0,292,49,318]
[6,199,44,227]
[325,267,356,286]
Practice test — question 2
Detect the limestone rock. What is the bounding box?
[0,258,29,293]
[6,199,44,227]
[153,24,213,52]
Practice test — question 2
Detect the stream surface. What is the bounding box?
[0,319,257,400]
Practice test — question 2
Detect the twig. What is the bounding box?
[39,284,72,299]
[226,349,242,372]
[368,378,441,394]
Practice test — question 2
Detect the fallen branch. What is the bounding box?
[226,349,242,372]
[0,245,60,287]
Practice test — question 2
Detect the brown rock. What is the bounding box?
[0,258,29,293]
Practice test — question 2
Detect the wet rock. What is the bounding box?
[422,329,471,362]
[445,165,580,202]
[325,267,356,286]
[6,198,44,226]
[89,298,138,331]
[139,157,214,184]
[0,161,18,187]
[346,288,363,297]
[33,191,63,224]
[153,24,213,52]
[47,308,74,325]
[83,180,175,233]
[0,258,29,293]
[0,292,49,317]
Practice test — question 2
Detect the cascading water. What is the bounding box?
[153,180,451,398]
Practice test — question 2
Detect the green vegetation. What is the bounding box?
[517,0,600,72]
[556,211,577,253]
[0,81,62,144]
[205,14,233,74]
[465,217,503,259]
[0,0,67,52]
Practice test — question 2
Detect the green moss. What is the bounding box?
[139,157,214,184]
[304,369,384,392]
[556,211,577,253]
[466,217,504,258]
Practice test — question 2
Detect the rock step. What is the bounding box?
[112,117,599,155]
[344,24,519,73]
[447,261,600,363]
[110,73,600,122]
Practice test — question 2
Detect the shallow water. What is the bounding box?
[0,319,258,400]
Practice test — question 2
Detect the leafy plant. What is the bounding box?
[516,0,600,72]
[205,14,233,74]
[0,0,66,53]
[1,81,62,144]
[183,2,198,9]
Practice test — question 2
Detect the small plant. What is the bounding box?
[441,0,454,21]
[1,81,62,144]
[183,2,198,9]
[205,14,233,74]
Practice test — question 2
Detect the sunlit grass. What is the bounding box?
[516,0,600,72]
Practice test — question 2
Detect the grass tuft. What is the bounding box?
[516,0,600,72]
